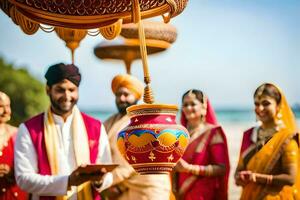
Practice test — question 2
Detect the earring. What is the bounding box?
[255,114,262,126]
[256,119,262,127]
[200,113,206,123]
[275,112,283,131]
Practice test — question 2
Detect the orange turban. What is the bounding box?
[111,74,144,100]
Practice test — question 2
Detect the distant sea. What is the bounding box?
[86,109,300,124]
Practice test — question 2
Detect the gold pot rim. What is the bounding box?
[126,103,178,113]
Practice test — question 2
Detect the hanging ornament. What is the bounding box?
[116,0,189,174]
[54,28,87,64]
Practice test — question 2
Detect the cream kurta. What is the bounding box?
[104,113,171,200]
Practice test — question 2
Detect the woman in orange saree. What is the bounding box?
[0,92,27,199]
[235,83,300,200]
[173,89,230,200]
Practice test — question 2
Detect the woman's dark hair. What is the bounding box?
[254,83,281,104]
[182,89,205,103]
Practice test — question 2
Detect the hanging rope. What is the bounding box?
[132,0,154,104]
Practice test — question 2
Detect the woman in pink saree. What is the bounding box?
[173,89,230,200]
[0,92,27,200]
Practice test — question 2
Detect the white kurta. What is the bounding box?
[14,112,113,200]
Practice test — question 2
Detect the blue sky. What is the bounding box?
[0,0,299,111]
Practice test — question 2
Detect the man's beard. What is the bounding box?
[49,95,77,115]
[116,100,138,115]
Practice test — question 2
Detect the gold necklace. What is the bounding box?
[187,123,210,142]
[257,127,276,145]
[188,124,204,134]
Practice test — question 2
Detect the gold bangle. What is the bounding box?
[190,165,200,175]
[204,166,208,176]
[209,165,213,176]
[188,164,197,175]
[199,166,205,176]
[266,175,273,185]
[195,165,200,175]
[205,165,213,177]
[188,165,194,174]
[210,165,213,176]
[270,175,273,184]
[187,164,193,174]
[251,173,256,183]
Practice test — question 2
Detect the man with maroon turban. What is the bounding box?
[102,74,171,200]
[14,63,113,200]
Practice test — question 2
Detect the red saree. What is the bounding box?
[177,99,230,200]
[177,126,230,200]
[0,129,27,200]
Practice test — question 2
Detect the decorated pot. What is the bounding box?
[117,104,189,174]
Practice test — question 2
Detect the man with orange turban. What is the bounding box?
[102,74,171,200]
[110,74,144,115]
[111,74,144,101]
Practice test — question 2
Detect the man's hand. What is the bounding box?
[68,165,107,188]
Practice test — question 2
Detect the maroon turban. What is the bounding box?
[45,63,81,87]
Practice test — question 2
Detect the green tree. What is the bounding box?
[0,57,48,126]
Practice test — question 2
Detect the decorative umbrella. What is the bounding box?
[0,0,190,174]
[94,21,177,74]
[0,0,187,63]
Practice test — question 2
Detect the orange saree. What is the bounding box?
[238,85,300,200]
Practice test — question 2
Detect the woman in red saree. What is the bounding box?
[0,92,27,200]
[235,83,300,200]
[173,89,230,200]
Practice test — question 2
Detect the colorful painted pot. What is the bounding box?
[117,104,189,174]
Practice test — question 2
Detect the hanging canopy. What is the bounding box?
[94,21,177,74]
[1,0,188,34]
